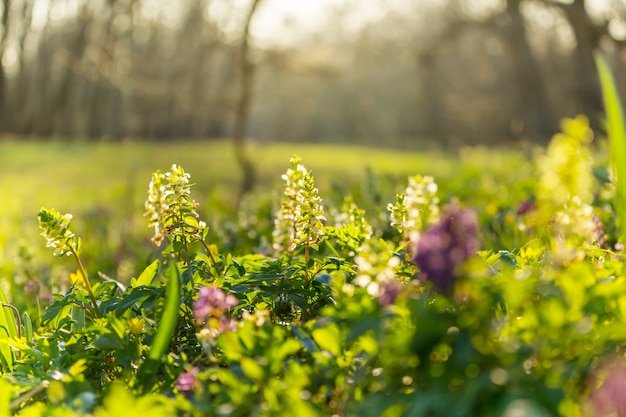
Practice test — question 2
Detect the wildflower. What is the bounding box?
[592,215,607,247]
[273,156,307,253]
[293,171,326,249]
[194,286,238,323]
[377,279,404,307]
[175,367,200,394]
[193,286,238,355]
[517,198,536,215]
[128,318,145,335]
[585,357,626,416]
[537,115,594,210]
[242,309,270,326]
[413,205,480,294]
[273,156,326,254]
[145,164,204,246]
[552,196,598,243]
[205,316,237,338]
[37,207,100,315]
[37,208,76,257]
[353,241,405,300]
[334,196,373,240]
[39,293,54,304]
[24,279,40,295]
[388,175,439,243]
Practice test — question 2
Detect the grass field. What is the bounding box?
[0,139,457,211]
[0,138,535,299]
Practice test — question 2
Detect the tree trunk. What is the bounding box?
[232,0,262,203]
[556,0,604,127]
[0,0,10,132]
[505,0,553,142]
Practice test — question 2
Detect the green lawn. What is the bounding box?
[0,138,533,288]
[0,139,460,220]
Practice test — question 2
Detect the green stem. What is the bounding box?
[69,246,101,318]
[199,239,221,277]
[10,380,50,411]
[303,236,311,289]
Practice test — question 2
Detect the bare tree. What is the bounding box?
[544,0,620,127]
[232,0,262,201]
[0,0,10,131]
[504,0,553,141]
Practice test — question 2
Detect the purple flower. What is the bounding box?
[194,286,238,322]
[24,279,40,295]
[175,367,200,394]
[377,280,404,307]
[517,198,536,215]
[586,357,626,416]
[592,215,607,247]
[413,205,480,294]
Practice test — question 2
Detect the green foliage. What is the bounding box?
[595,53,626,243]
[5,90,626,415]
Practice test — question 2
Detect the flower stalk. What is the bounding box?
[68,245,100,317]
[37,208,101,317]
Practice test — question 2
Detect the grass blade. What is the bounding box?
[137,261,181,392]
[0,286,17,338]
[0,286,17,372]
[595,53,626,242]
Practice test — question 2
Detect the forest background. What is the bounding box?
[0,0,625,150]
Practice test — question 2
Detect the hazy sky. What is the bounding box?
[251,0,396,45]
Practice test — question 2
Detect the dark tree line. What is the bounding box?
[0,0,245,140]
[0,0,624,146]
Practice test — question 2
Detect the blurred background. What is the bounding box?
[0,0,625,148]
[1,0,623,307]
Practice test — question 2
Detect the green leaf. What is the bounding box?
[115,287,160,316]
[97,383,175,417]
[275,338,302,361]
[231,258,246,276]
[0,286,17,338]
[0,327,13,372]
[137,262,181,393]
[0,287,16,372]
[40,293,74,326]
[291,325,320,354]
[241,356,266,381]
[312,322,342,356]
[0,379,13,416]
[131,260,160,288]
[595,53,626,242]
[94,335,125,351]
[71,304,86,333]
[22,312,33,344]
[5,338,45,363]
[68,358,88,377]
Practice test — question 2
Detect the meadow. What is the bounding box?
[1,56,625,416]
[0,138,533,291]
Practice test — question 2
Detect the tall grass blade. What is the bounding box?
[0,286,17,338]
[136,261,181,392]
[0,286,17,372]
[595,53,626,243]
[22,312,33,345]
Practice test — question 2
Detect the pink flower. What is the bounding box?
[586,356,626,416]
[377,280,403,307]
[175,367,200,394]
[194,286,238,322]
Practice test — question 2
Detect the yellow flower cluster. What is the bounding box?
[144,164,205,246]
[273,156,326,254]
